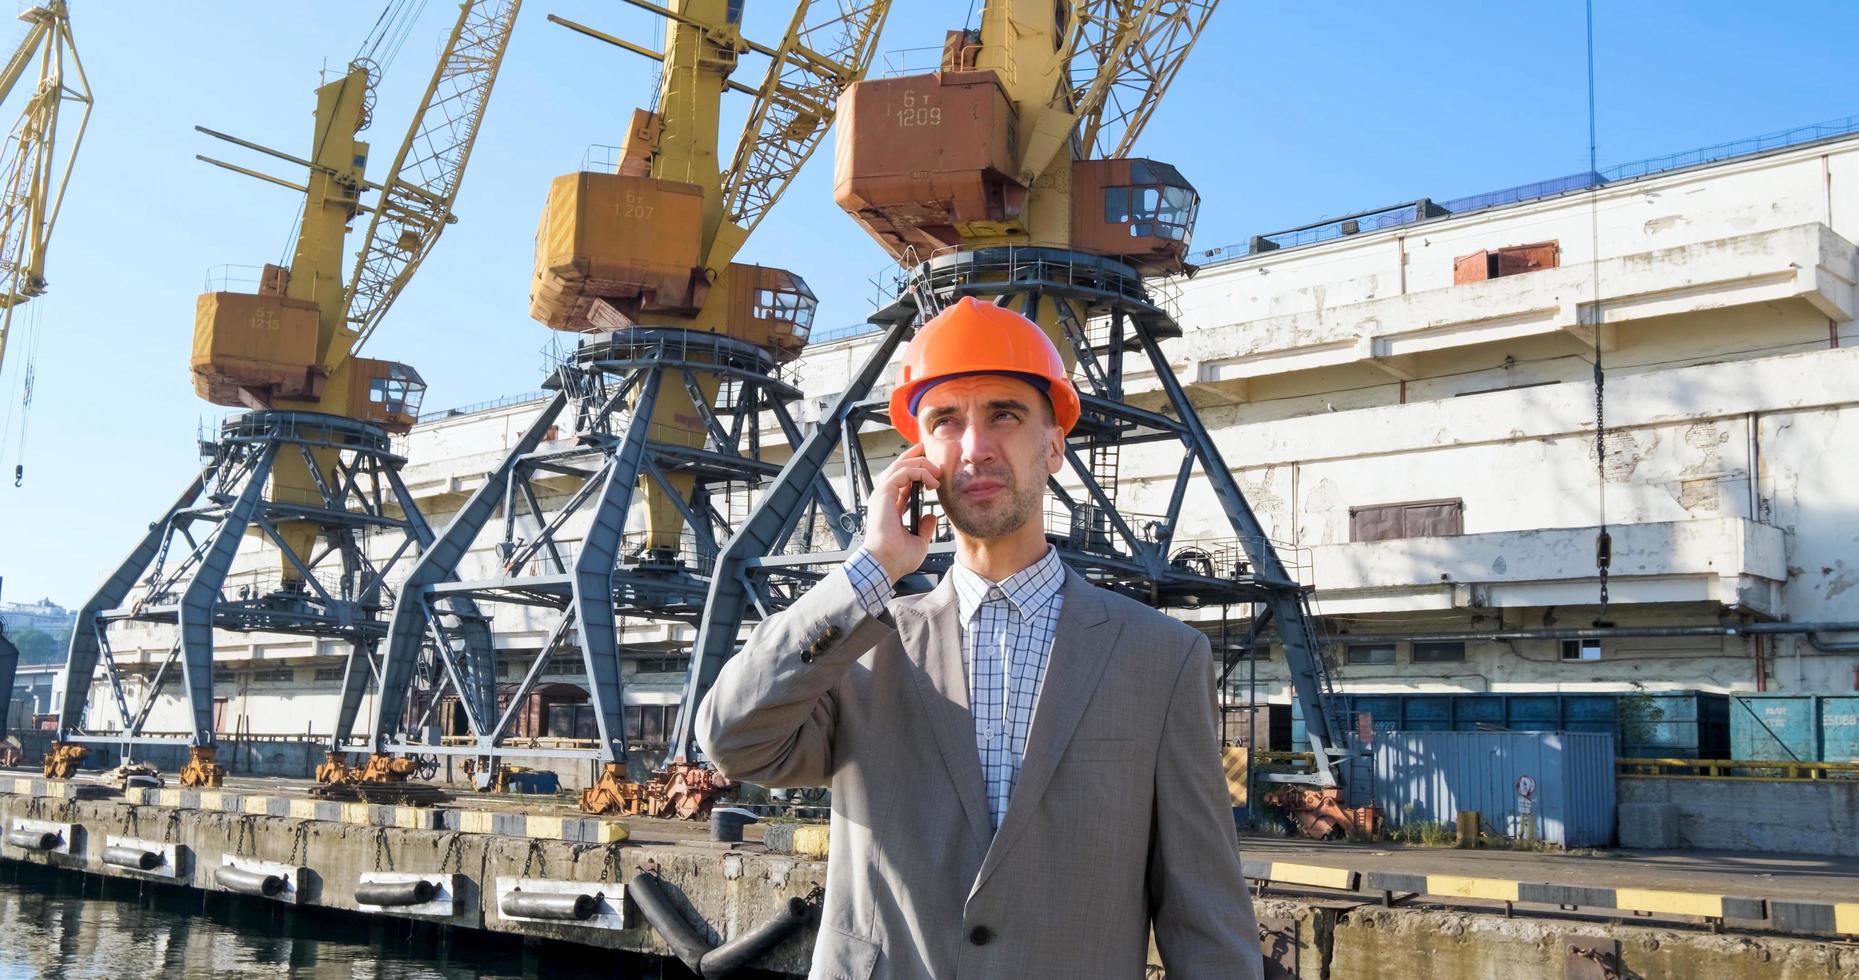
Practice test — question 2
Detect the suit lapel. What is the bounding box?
[897,577,992,845]
[969,568,1120,899]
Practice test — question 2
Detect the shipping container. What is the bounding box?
[1290,691,1729,758]
[1730,694,1859,763]
[1373,730,1617,847]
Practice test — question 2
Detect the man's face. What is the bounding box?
[914,375,1064,542]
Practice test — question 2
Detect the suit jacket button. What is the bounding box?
[799,649,814,664]
[968,925,992,946]
[823,625,841,641]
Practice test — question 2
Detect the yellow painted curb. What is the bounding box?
[341,803,373,826]
[792,825,831,858]
[10,778,30,795]
[158,789,183,807]
[527,815,563,840]
[457,810,494,835]
[1616,888,1722,918]
[1427,875,1521,902]
[197,791,224,811]
[242,796,273,815]
[1271,862,1355,891]
[586,820,629,844]
[289,799,319,820]
[1836,903,1859,935]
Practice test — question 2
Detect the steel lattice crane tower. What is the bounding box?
[0,1,87,733]
[0,1,91,488]
[49,1,521,787]
[675,0,1378,836]
[359,0,892,815]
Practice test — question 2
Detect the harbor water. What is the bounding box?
[0,860,714,979]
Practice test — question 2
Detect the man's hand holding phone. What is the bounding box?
[866,444,940,583]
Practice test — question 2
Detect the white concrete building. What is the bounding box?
[79,120,1859,742]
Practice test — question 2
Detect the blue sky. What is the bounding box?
[3,0,1857,606]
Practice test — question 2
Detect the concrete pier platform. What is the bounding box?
[0,771,824,975]
[2,771,1857,977]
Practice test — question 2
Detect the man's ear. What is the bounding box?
[1045,427,1065,475]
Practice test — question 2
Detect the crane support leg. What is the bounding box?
[369,392,568,752]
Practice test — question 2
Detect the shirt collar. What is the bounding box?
[950,546,1066,623]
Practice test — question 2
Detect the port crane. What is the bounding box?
[672,0,1378,837]
[0,1,91,488]
[49,0,521,787]
[356,0,892,816]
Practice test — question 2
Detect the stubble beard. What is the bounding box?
[939,467,1042,541]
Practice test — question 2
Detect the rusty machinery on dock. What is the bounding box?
[48,1,521,787]
[357,0,893,819]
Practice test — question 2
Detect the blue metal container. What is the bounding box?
[1730,694,1859,762]
[1822,697,1859,762]
[1373,730,1617,847]
[1290,691,1728,758]
[502,770,560,794]
[1730,694,1816,761]
[1455,696,1505,729]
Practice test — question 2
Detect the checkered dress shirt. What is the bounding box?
[846,546,1067,832]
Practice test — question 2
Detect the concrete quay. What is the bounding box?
[0,774,825,975]
[3,772,1858,978]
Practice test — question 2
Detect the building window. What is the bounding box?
[251,668,295,684]
[1349,499,1464,543]
[1453,241,1560,284]
[1412,641,1466,663]
[313,667,345,683]
[1560,639,1602,662]
[631,657,687,675]
[626,705,674,745]
[545,654,585,676]
[1345,642,1397,666]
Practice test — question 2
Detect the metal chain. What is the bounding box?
[233,815,255,857]
[372,827,394,872]
[599,840,626,883]
[438,831,462,874]
[120,804,139,835]
[522,840,546,878]
[287,821,313,866]
[1585,0,1611,625]
[162,810,181,845]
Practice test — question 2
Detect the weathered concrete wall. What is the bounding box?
[0,791,825,976]
[7,786,1853,979]
[1326,906,1856,980]
[1619,776,1859,857]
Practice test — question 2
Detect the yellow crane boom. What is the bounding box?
[1064,0,1218,160]
[0,1,89,394]
[343,0,521,364]
[721,0,891,239]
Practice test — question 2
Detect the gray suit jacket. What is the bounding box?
[696,563,1262,980]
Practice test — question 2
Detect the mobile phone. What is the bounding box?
[907,479,923,536]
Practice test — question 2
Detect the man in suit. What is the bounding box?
[698,297,1261,979]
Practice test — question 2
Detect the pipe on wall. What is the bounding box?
[1317,621,1859,644]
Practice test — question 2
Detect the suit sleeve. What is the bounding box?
[694,556,897,788]
[1147,633,1263,980]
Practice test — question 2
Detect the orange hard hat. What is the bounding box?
[888,296,1081,443]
